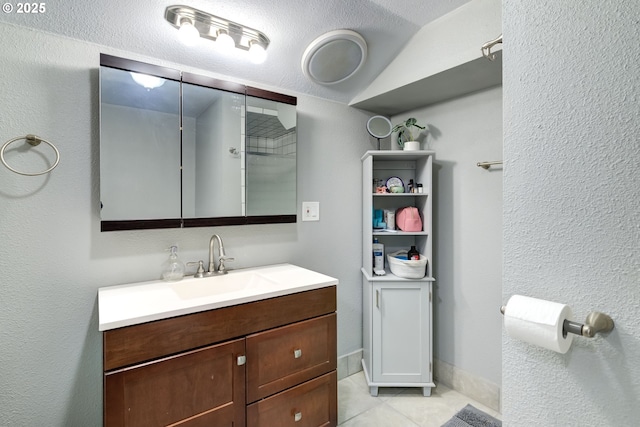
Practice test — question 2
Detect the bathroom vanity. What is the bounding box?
[99,264,338,427]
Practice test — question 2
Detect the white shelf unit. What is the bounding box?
[361,150,435,397]
[361,150,434,279]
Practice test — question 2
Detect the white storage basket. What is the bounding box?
[387,250,427,279]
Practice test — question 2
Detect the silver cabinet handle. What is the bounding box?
[294,349,302,359]
[237,355,246,366]
[294,411,302,422]
[376,290,380,308]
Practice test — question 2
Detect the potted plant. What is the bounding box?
[392,117,425,151]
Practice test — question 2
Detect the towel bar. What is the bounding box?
[477,160,502,169]
[481,34,502,61]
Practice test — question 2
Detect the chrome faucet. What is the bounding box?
[207,234,234,275]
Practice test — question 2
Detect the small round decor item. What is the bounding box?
[385,176,404,193]
[367,116,392,139]
[367,115,393,150]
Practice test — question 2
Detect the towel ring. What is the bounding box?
[1,134,60,176]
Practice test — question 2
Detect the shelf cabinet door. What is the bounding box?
[371,282,432,384]
[104,338,246,427]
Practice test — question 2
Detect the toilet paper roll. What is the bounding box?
[504,295,574,354]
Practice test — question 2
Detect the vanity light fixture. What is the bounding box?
[248,40,267,64]
[214,29,235,53]
[129,72,166,89]
[177,18,199,46]
[165,5,270,64]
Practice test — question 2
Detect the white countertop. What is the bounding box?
[98,263,338,331]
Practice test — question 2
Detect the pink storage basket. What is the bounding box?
[395,207,422,232]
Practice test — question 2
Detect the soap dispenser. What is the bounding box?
[161,245,185,282]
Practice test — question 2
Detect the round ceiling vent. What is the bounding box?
[301,29,367,85]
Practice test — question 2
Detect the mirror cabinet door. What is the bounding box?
[181,83,244,219]
[100,65,181,223]
[245,96,297,216]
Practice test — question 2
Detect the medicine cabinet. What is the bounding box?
[99,54,297,231]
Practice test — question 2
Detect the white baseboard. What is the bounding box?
[338,349,363,380]
[434,358,501,412]
[337,352,500,413]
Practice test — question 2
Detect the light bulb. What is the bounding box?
[178,20,199,46]
[248,42,267,64]
[130,72,165,89]
[215,31,235,52]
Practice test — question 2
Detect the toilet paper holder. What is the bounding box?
[500,306,614,338]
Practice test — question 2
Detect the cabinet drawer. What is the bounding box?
[246,313,336,402]
[104,338,245,427]
[247,371,337,427]
[103,286,336,371]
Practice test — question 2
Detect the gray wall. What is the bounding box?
[392,86,503,387]
[503,1,640,425]
[0,23,370,426]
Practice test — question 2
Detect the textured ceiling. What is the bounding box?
[0,0,472,105]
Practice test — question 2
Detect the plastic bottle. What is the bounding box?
[161,245,185,282]
[407,245,420,261]
[372,238,385,275]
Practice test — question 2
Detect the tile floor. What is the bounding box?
[338,371,502,426]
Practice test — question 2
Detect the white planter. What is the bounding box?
[403,141,420,151]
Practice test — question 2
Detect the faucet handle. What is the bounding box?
[187,260,205,278]
[218,256,234,274]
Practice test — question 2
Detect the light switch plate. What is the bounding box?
[302,201,320,221]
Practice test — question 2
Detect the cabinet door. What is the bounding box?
[372,282,431,383]
[246,313,336,402]
[105,338,245,427]
[246,371,337,427]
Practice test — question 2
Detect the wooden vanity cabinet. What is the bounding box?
[103,286,337,427]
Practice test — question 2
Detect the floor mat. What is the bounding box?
[441,404,502,427]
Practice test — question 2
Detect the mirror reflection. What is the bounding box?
[182,83,244,219]
[100,66,181,221]
[245,96,297,216]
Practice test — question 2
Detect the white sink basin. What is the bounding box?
[170,272,277,300]
[98,263,338,331]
